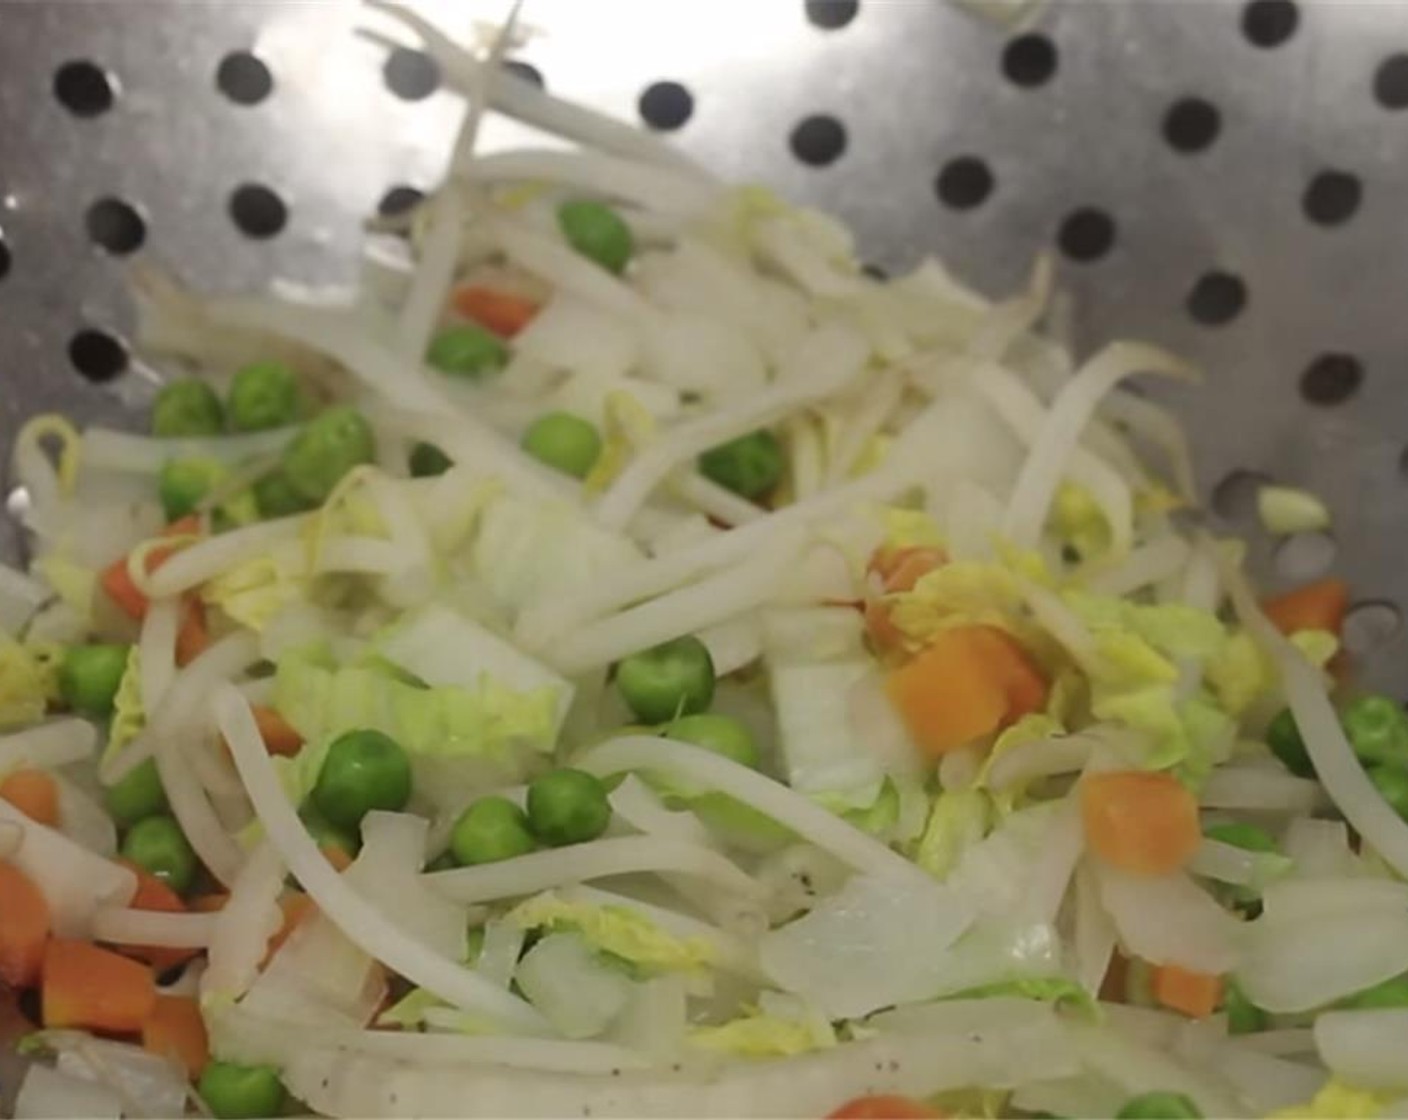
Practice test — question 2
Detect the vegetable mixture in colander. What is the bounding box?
[3,5,1408,1119]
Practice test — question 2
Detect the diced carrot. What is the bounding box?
[863,598,908,655]
[142,994,209,1079]
[1151,963,1224,1019]
[1081,770,1201,876]
[174,596,211,668]
[1263,577,1349,638]
[0,862,51,988]
[189,891,230,914]
[42,938,156,1033]
[827,1096,947,1119]
[866,546,947,595]
[111,861,197,972]
[253,705,303,758]
[100,516,203,621]
[968,626,1049,722]
[0,769,60,828]
[451,285,540,338]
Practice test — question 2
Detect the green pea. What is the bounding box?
[252,470,314,519]
[1342,694,1408,767]
[58,644,130,718]
[449,796,536,865]
[556,199,633,274]
[526,768,612,847]
[103,758,168,828]
[1340,973,1408,1009]
[300,806,361,861]
[152,378,224,437]
[310,729,412,829]
[1203,822,1278,853]
[1368,764,1408,821]
[409,441,454,478]
[158,456,225,522]
[280,405,377,505]
[1115,1092,1203,1120]
[520,411,602,479]
[698,429,783,500]
[1224,980,1268,1035]
[120,814,198,894]
[615,635,715,724]
[426,325,508,379]
[197,1061,287,1120]
[664,713,760,769]
[228,360,301,432]
[1266,708,1315,779]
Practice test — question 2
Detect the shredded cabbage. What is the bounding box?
[508,891,715,976]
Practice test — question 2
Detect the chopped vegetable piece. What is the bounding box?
[698,429,784,500]
[252,705,302,757]
[1367,764,1408,821]
[42,938,156,1033]
[104,758,168,828]
[118,861,196,972]
[452,284,539,337]
[266,893,316,961]
[1339,973,1408,1009]
[867,545,947,594]
[280,405,376,505]
[1080,770,1200,876]
[664,712,760,769]
[157,457,223,522]
[58,644,130,718]
[298,806,361,862]
[1150,963,1223,1018]
[252,470,313,519]
[426,323,509,379]
[1341,694,1408,767]
[1224,979,1267,1034]
[227,360,301,432]
[142,994,210,1079]
[1263,578,1348,638]
[0,861,51,987]
[526,769,612,847]
[409,440,454,478]
[152,378,224,437]
[1257,485,1330,536]
[0,768,59,828]
[615,634,716,724]
[175,596,211,668]
[449,796,537,865]
[557,199,633,274]
[120,814,198,894]
[310,728,412,828]
[197,1061,287,1120]
[1266,707,1315,778]
[1203,821,1277,853]
[520,410,603,479]
[826,1096,946,1119]
[1115,1092,1203,1119]
[100,516,202,620]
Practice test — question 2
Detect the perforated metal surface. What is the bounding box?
[3,0,1408,688]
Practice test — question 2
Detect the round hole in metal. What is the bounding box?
[1002,33,1058,88]
[1162,97,1221,153]
[501,59,544,89]
[68,328,128,382]
[1241,0,1299,48]
[789,114,846,166]
[84,197,146,256]
[935,156,995,210]
[804,0,859,30]
[1374,54,1408,110]
[1343,600,1403,656]
[1303,169,1363,226]
[216,50,273,106]
[638,81,693,131]
[1211,468,1271,520]
[1274,531,1338,582]
[383,48,440,101]
[1057,208,1116,262]
[1186,270,1247,326]
[1300,353,1363,406]
[229,183,288,239]
[53,60,116,117]
[378,185,425,217]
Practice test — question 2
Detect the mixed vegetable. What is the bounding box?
[3,6,1408,1120]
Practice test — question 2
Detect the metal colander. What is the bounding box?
[2,0,1407,692]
